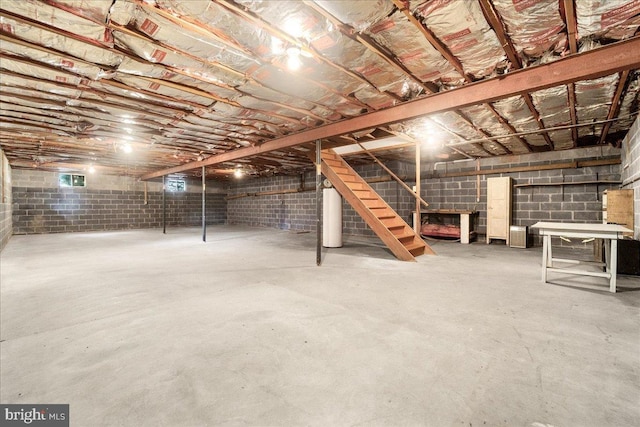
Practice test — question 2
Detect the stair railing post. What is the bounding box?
[354,141,429,210]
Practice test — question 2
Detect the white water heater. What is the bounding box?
[323,186,343,248]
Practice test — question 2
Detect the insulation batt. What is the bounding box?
[313,0,395,32]
[1,0,112,45]
[530,85,571,127]
[577,0,640,40]
[152,0,364,119]
[86,80,196,112]
[460,103,527,152]
[530,85,572,149]
[0,75,81,100]
[0,58,82,87]
[45,0,114,23]
[574,40,618,137]
[575,73,619,137]
[116,1,259,74]
[164,0,370,99]
[493,96,548,148]
[0,39,109,81]
[113,74,215,107]
[415,0,507,79]
[236,0,410,102]
[367,11,461,86]
[610,74,639,133]
[0,16,124,67]
[491,0,566,61]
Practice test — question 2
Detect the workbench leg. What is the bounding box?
[460,214,470,244]
[542,235,549,282]
[604,239,611,274]
[610,239,617,293]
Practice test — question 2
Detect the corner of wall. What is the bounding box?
[620,117,640,239]
[0,148,13,251]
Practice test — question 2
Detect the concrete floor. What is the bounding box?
[1,226,639,427]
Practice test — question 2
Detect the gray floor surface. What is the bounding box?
[1,226,639,427]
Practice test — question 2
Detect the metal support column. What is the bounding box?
[162,175,166,234]
[316,139,322,266]
[202,166,206,242]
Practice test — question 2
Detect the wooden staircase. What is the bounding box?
[319,149,435,261]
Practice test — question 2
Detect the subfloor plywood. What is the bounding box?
[1,226,639,426]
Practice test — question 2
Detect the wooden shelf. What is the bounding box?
[514,180,620,188]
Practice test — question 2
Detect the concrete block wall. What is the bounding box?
[621,118,639,239]
[227,162,415,236]
[12,170,226,235]
[418,146,622,247]
[227,173,317,231]
[0,149,12,251]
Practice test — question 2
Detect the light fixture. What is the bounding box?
[234,169,243,178]
[88,165,96,174]
[283,18,304,38]
[286,47,302,71]
[271,37,285,55]
[122,143,133,153]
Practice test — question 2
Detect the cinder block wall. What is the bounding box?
[12,170,226,235]
[621,118,639,239]
[228,149,623,246]
[0,149,12,251]
[227,162,414,236]
[418,146,622,246]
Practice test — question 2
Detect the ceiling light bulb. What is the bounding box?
[122,143,133,153]
[271,37,285,55]
[234,169,243,178]
[287,47,301,57]
[283,18,304,38]
[88,166,95,173]
[286,47,303,70]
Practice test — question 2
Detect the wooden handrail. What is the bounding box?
[354,142,429,209]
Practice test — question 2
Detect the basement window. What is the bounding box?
[167,179,186,192]
[59,173,86,187]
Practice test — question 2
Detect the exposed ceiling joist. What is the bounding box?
[141,37,640,180]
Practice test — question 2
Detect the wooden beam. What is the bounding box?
[562,0,580,147]
[599,70,631,145]
[140,38,640,179]
[391,0,470,82]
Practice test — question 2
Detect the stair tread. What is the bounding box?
[388,224,405,229]
[404,242,426,250]
[397,232,417,239]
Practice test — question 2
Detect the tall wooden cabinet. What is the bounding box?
[486,177,512,245]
